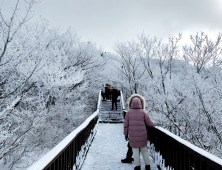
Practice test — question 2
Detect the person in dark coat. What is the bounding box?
[111,89,119,110]
[105,84,110,100]
[121,110,133,163]
[109,86,113,99]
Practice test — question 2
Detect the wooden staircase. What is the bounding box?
[99,99,123,123]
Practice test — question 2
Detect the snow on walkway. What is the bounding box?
[81,123,158,170]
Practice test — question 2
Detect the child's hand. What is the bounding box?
[125,135,129,141]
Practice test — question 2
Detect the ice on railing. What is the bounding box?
[156,126,222,166]
[147,126,222,170]
[144,140,166,170]
[27,110,99,170]
[147,141,173,170]
[74,122,99,170]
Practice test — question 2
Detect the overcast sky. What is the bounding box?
[2,0,222,52]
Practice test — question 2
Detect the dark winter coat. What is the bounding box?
[112,89,119,101]
[124,94,157,148]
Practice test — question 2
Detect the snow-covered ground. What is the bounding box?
[81,123,158,170]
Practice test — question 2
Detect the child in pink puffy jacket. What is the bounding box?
[124,94,160,170]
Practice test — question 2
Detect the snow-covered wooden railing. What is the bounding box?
[27,91,102,170]
[120,90,127,119]
[147,126,222,170]
[120,90,125,111]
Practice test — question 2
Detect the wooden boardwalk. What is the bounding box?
[81,123,158,170]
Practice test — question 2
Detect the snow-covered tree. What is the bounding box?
[114,32,222,159]
[0,1,107,169]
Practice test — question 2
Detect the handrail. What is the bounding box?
[97,90,102,110]
[147,126,222,170]
[120,90,125,111]
[120,91,127,119]
[28,90,102,170]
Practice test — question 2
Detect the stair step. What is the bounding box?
[99,99,123,122]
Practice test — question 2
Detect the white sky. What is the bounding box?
[2,0,222,52]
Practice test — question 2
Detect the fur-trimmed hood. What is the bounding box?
[128,94,145,110]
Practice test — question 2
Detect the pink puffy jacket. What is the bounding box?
[124,94,157,148]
